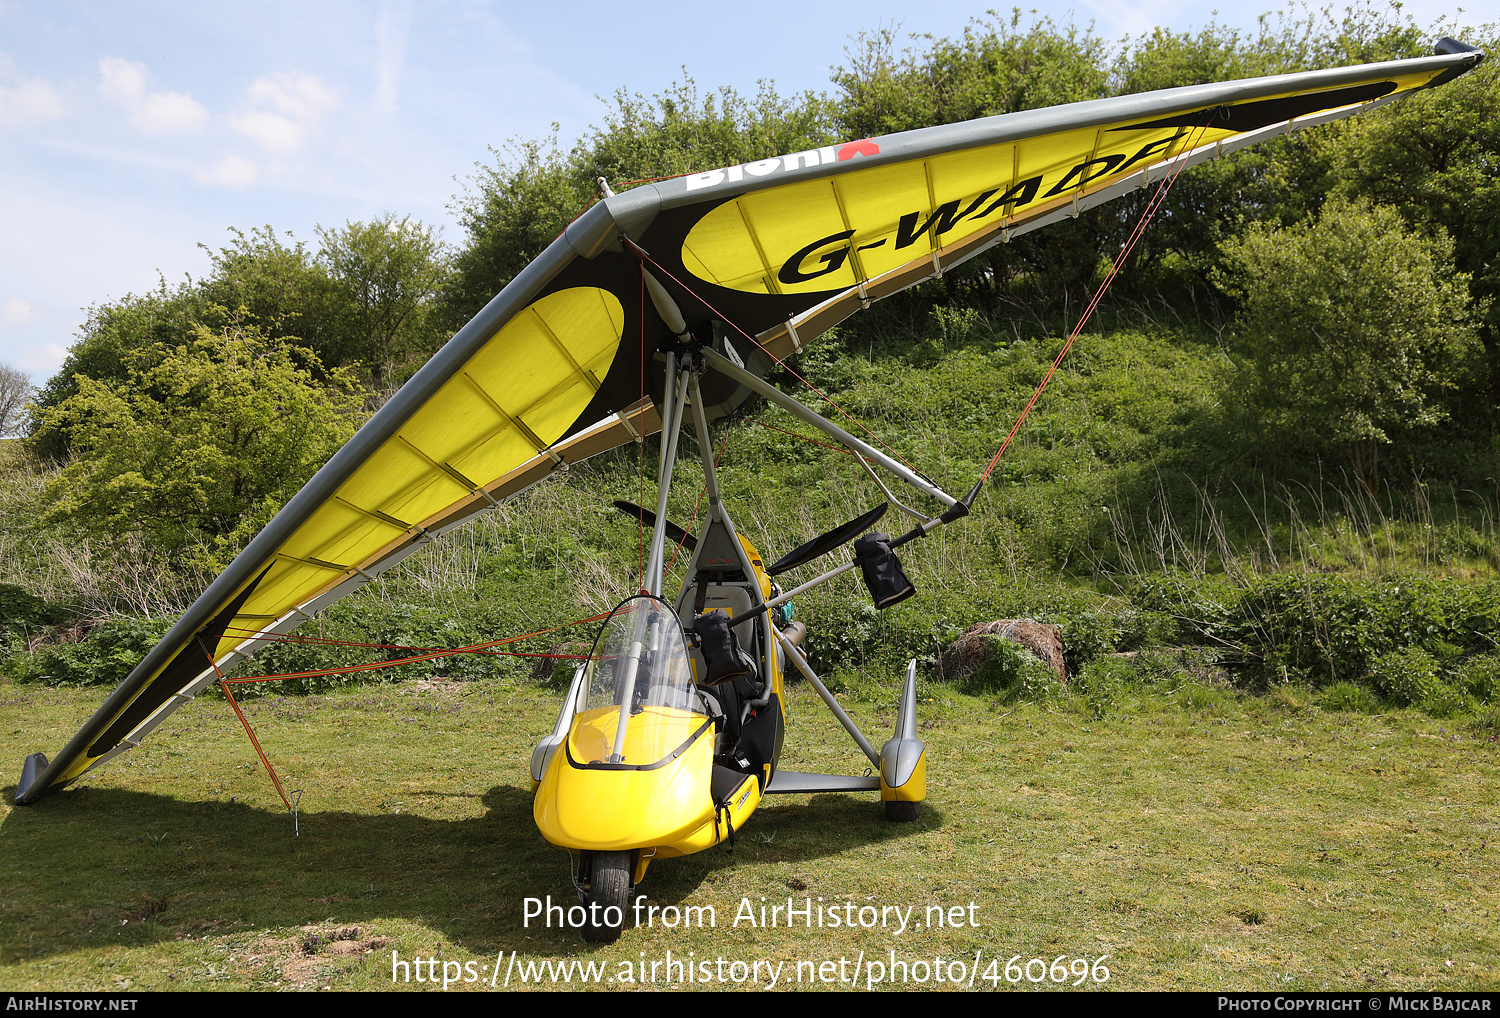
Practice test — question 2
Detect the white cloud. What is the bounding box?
[195,154,258,187]
[98,57,208,134]
[0,298,44,329]
[247,72,338,121]
[230,72,338,154]
[228,109,305,153]
[16,342,66,376]
[131,90,209,133]
[98,56,147,105]
[374,0,414,114]
[0,68,65,126]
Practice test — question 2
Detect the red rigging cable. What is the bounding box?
[224,606,617,656]
[554,190,603,241]
[200,637,292,812]
[753,419,856,455]
[210,607,614,804]
[980,115,1215,484]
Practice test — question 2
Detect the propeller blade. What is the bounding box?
[767,503,889,576]
[611,499,698,551]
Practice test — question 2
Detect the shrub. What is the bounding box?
[964,636,1062,702]
[1317,680,1382,713]
[1072,655,1133,717]
[9,617,171,687]
[1367,646,1442,707]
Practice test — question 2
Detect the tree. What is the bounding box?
[1331,55,1500,377]
[30,231,342,458]
[443,77,834,328]
[832,12,1108,139]
[442,135,592,330]
[0,362,31,438]
[588,74,834,188]
[1101,5,1433,294]
[31,325,367,560]
[1215,200,1480,492]
[28,277,218,459]
[200,226,347,369]
[317,214,450,389]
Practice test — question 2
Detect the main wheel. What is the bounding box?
[581,850,631,943]
[884,799,921,822]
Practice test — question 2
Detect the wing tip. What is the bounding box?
[1433,37,1483,58]
[13,752,49,805]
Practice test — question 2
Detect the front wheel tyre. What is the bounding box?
[581,850,631,942]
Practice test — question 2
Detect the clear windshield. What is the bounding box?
[569,595,703,766]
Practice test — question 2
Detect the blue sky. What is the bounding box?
[0,0,1491,383]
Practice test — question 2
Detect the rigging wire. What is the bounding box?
[199,638,293,813]
[639,259,647,588]
[979,116,1214,483]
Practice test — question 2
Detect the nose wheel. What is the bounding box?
[578,850,632,943]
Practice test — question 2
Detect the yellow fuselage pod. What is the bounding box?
[533,534,783,861]
[534,705,726,854]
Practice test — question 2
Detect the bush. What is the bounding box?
[1317,680,1382,713]
[1367,646,1443,707]
[1215,200,1479,493]
[7,618,171,687]
[1458,655,1500,704]
[964,636,1062,701]
[0,583,70,636]
[1072,656,1133,717]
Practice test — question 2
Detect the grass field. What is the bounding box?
[3,672,1496,992]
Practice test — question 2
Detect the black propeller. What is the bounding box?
[766,503,889,576]
[611,500,698,551]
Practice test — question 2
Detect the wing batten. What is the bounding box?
[739,66,1466,362]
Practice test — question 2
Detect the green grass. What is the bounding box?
[3,673,1497,991]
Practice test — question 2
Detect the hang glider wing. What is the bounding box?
[15,43,1482,804]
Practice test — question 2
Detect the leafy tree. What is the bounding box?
[443,135,593,329]
[832,12,1108,138]
[0,362,32,437]
[30,231,338,457]
[1104,4,1434,293]
[31,218,450,455]
[1215,200,1480,492]
[200,226,346,369]
[317,214,450,389]
[444,78,834,328]
[588,74,835,187]
[28,278,216,458]
[31,326,367,560]
[1332,55,1500,373]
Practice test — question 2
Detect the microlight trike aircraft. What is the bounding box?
[14,40,1483,942]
